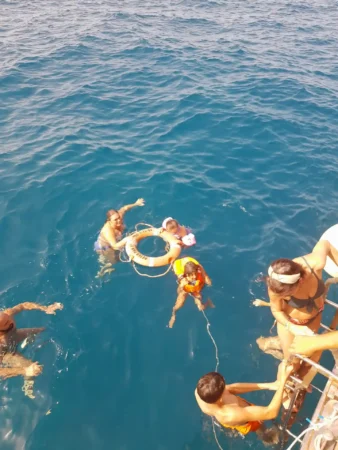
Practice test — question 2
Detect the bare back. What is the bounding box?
[195,389,250,426]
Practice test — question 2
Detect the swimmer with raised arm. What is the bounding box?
[161,217,196,247]
[195,362,293,444]
[95,198,145,252]
[168,257,214,328]
[0,301,63,398]
[94,198,145,277]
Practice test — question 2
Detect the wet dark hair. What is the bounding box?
[106,209,119,222]
[267,258,305,295]
[197,372,225,404]
[184,261,199,275]
[257,424,282,447]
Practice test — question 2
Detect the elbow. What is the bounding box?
[264,406,279,421]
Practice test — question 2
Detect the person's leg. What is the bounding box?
[193,294,215,311]
[296,313,322,385]
[276,322,300,409]
[168,292,188,328]
[96,250,117,278]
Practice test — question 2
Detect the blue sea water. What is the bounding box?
[1,0,338,449]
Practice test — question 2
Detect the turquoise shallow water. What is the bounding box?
[1,0,338,449]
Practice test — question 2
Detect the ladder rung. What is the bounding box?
[294,354,338,382]
[325,298,338,309]
[320,323,332,332]
[289,376,323,394]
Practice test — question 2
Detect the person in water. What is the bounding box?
[161,217,196,247]
[168,257,214,328]
[265,239,338,383]
[195,362,293,444]
[94,198,145,276]
[0,301,63,398]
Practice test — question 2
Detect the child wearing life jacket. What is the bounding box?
[162,217,196,247]
[168,257,214,328]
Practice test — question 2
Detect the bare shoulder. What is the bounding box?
[294,253,322,273]
[215,404,242,426]
[267,288,283,304]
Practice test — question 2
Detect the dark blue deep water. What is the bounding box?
[1,1,338,449]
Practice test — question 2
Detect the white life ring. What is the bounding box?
[125,228,181,267]
[320,224,338,276]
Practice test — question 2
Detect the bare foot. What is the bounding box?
[168,316,176,329]
[207,299,215,308]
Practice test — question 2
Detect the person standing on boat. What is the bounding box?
[265,239,338,377]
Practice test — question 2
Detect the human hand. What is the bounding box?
[25,362,43,377]
[253,299,266,307]
[277,360,293,383]
[135,198,145,207]
[205,276,212,286]
[290,336,317,357]
[45,302,64,315]
[289,323,315,337]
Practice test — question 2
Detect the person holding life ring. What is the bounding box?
[94,199,145,277]
[168,257,214,328]
[95,198,145,253]
[161,217,196,247]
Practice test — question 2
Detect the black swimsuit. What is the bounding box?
[287,257,325,313]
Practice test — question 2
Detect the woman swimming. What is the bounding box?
[95,198,145,252]
[168,257,214,328]
[265,239,338,383]
[162,217,196,247]
[94,198,145,276]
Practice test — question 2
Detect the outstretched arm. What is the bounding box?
[227,381,278,395]
[118,198,145,218]
[0,367,26,379]
[199,266,212,286]
[268,290,291,327]
[290,331,338,357]
[222,363,293,424]
[101,226,129,250]
[0,361,42,380]
[4,302,63,316]
[253,299,270,307]
[301,240,338,271]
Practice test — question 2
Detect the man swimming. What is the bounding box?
[195,361,293,444]
[0,301,63,398]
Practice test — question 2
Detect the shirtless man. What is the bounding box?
[195,362,293,444]
[0,301,63,397]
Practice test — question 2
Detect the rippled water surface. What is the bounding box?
[1,0,338,449]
